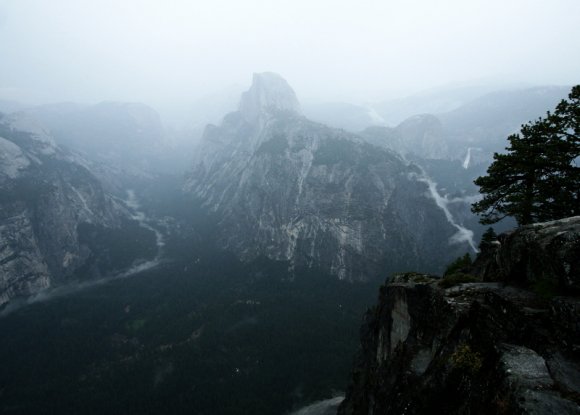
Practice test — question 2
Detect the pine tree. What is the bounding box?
[472,85,580,225]
[543,86,580,218]
[444,253,472,276]
[478,227,497,251]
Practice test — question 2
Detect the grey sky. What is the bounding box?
[0,0,579,109]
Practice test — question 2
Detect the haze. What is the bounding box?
[1,0,579,112]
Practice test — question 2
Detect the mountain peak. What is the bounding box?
[239,72,302,123]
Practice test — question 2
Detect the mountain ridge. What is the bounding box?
[186,73,471,280]
[0,113,156,305]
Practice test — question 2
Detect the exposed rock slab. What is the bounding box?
[0,114,127,305]
[473,216,580,292]
[339,277,580,414]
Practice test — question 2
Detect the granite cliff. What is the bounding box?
[339,217,580,414]
[186,73,471,280]
[0,113,134,305]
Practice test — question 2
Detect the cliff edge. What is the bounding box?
[339,217,580,414]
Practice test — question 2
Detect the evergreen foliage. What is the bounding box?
[438,272,478,288]
[444,253,472,276]
[478,227,497,251]
[472,85,580,225]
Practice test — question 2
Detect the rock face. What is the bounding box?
[339,218,580,414]
[239,72,302,124]
[360,115,448,161]
[339,278,580,414]
[186,73,469,280]
[473,216,580,293]
[358,87,570,249]
[0,114,126,305]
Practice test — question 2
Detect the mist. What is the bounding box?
[1,2,579,413]
[1,0,579,116]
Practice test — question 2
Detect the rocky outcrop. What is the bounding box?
[363,114,449,161]
[239,72,302,124]
[339,218,580,414]
[186,73,471,280]
[339,276,580,414]
[0,114,128,305]
[473,216,580,292]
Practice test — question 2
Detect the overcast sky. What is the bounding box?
[0,0,579,110]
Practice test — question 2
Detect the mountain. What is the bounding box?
[357,86,571,242]
[372,83,532,127]
[438,86,571,162]
[301,84,529,135]
[16,101,187,174]
[360,114,448,161]
[339,217,580,414]
[362,86,571,165]
[186,73,471,280]
[0,113,154,306]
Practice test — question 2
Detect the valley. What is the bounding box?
[0,175,378,414]
[0,71,575,414]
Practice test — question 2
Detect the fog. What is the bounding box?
[1,0,579,115]
[1,2,579,413]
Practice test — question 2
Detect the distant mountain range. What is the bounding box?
[303,83,569,134]
[0,76,574,415]
[0,77,570,301]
